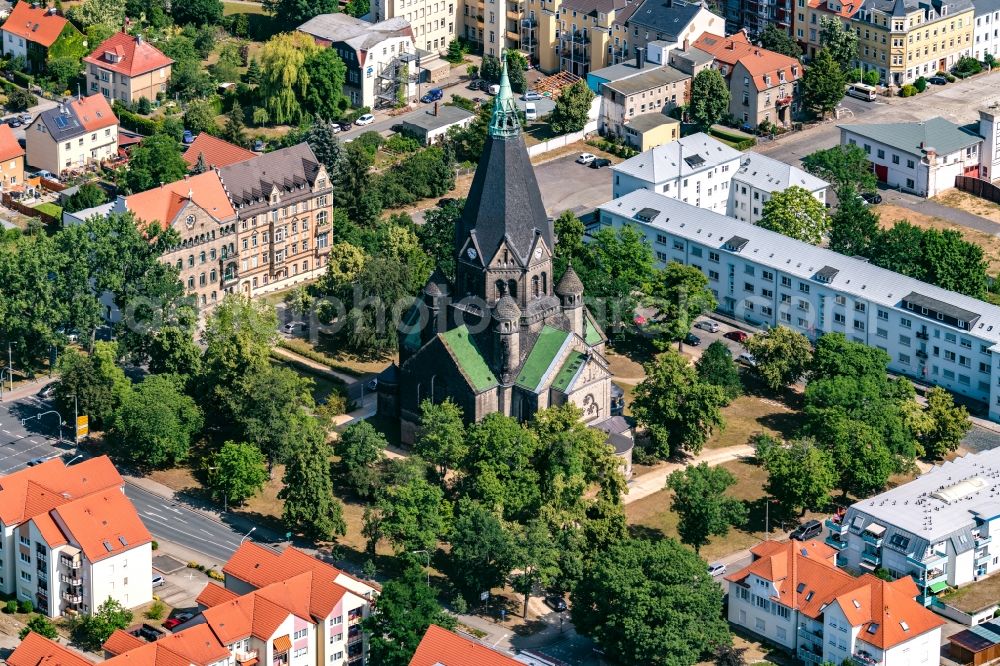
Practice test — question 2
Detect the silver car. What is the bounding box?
[695,319,721,333]
[708,562,727,577]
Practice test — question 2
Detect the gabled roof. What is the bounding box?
[1,2,68,47]
[0,122,24,162]
[733,152,829,193]
[297,13,412,55]
[182,134,256,170]
[691,31,753,69]
[52,485,152,563]
[693,32,801,89]
[201,581,307,644]
[0,455,123,526]
[617,0,708,41]
[516,326,570,392]
[217,143,322,208]
[438,326,498,393]
[104,624,230,666]
[124,171,236,226]
[103,630,146,655]
[8,632,96,666]
[611,131,742,182]
[838,117,983,158]
[409,625,522,666]
[35,94,117,142]
[83,32,173,78]
[197,581,240,608]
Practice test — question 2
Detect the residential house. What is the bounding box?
[849,0,974,86]
[0,121,25,190]
[839,448,1000,608]
[116,171,239,309]
[182,133,256,171]
[83,32,173,105]
[728,152,829,223]
[795,0,862,58]
[373,0,457,53]
[1,2,84,73]
[608,0,723,69]
[462,0,520,58]
[693,32,803,128]
[103,624,231,666]
[622,113,680,150]
[610,132,743,213]
[0,456,152,618]
[973,0,1000,60]
[400,103,475,144]
[595,188,1000,422]
[838,115,984,195]
[218,143,333,297]
[8,632,96,666]
[724,0,794,38]
[24,94,118,176]
[725,540,945,665]
[597,59,690,136]
[409,625,523,665]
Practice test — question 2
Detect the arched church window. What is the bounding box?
[542,272,548,295]
[531,275,540,298]
[507,280,517,298]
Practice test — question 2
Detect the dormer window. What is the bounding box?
[104,51,120,63]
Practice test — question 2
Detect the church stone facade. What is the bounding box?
[377,59,632,474]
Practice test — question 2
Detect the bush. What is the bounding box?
[114,101,161,135]
[954,56,982,75]
[4,600,16,614]
[384,134,422,154]
[847,67,863,82]
[151,540,159,551]
[145,601,166,620]
[946,74,957,82]
[208,570,225,581]
[899,84,918,97]
[10,71,32,89]
[862,70,880,86]
[18,600,33,614]
[914,77,927,93]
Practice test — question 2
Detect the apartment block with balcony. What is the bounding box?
[794,0,862,58]
[724,0,794,38]
[83,32,173,105]
[608,0,723,69]
[726,540,944,666]
[849,0,974,86]
[0,456,152,618]
[595,189,1000,423]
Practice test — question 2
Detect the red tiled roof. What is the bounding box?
[103,625,229,666]
[0,456,123,525]
[1,2,69,47]
[692,32,801,89]
[201,586,299,645]
[197,582,240,609]
[409,625,522,666]
[52,485,152,563]
[0,122,24,162]
[182,134,256,170]
[8,632,96,666]
[83,32,173,78]
[70,94,117,132]
[272,635,291,653]
[124,171,236,226]
[103,630,146,656]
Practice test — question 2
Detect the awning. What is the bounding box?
[273,635,291,652]
[929,581,950,594]
[865,524,886,536]
[240,659,258,666]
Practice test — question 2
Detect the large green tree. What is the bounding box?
[171,0,223,24]
[147,326,202,379]
[758,185,831,244]
[689,68,730,130]
[233,366,317,466]
[447,499,518,604]
[802,144,877,195]
[819,16,859,70]
[571,538,730,665]
[667,463,747,553]
[416,200,464,282]
[760,24,802,58]
[829,187,880,256]
[920,387,971,459]
[71,598,133,651]
[63,183,107,214]
[118,133,189,194]
[257,32,319,125]
[365,474,451,554]
[279,425,347,541]
[55,342,132,430]
[649,262,717,349]
[743,326,814,391]
[461,413,540,521]
[337,420,387,498]
[20,616,58,640]
[208,441,269,506]
[759,438,837,516]
[415,399,467,479]
[110,374,204,469]
[511,518,561,618]
[695,341,742,403]
[632,349,727,459]
[578,224,655,329]
[302,47,348,121]
[801,49,846,117]
[549,80,594,134]
[263,0,339,28]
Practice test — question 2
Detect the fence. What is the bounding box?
[956,175,1000,205]
[1,193,58,225]
[526,120,599,158]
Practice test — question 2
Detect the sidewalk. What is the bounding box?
[0,374,56,403]
[624,444,755,504]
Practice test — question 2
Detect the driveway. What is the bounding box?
[534,153,613,217]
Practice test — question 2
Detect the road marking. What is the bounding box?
[2,429,10,435]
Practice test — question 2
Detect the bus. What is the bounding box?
[846,82,878,101]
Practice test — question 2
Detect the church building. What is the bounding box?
[376,58,633,475]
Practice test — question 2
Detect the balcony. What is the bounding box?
[825,535,848,550]
[60,574,83,586]
[60,555,82,570]
[853,650,883,666]
[861,532,884,546]
[916,330,929,340]
[976,533,993,546]
[236,651,258,663]
[916,350,928,359]
[975,550,991,566]
[861,551,881,567]
[797,625,823,641]
[799,650,826,665]
[347,611,363,626]
[61,592,82,604]
[825,518,847,534]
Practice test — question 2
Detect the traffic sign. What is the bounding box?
[75,415,89,438]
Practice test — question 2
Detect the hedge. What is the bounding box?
[10,71,32,89]
[276,339,363,378]
[709,124,756,143]
[113,101,160,135]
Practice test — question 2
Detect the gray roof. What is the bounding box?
[604,66,689,95]
[839,117,982,157]
[400,105,474,132]
[975,0,1000,16]
[732,151,830,194]
[297,13,411,52]
[218,143,322,207]
[624,112,679,133]
[611,131,742,181]
[561,0,629,16]
[669,46,715,66]
[590,59,660,84]
[38,104,87,142]
[597,189,1000,341]
[858,0,973,20]
[626,0,706,41]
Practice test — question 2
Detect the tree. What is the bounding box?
[263,0,339,29]
[920,387,971,459]
[715,645,749,666]
[820,416,897,498]
[447,499,518,604]
[480,54,502,83]
[829,187,879,255]
[743,326,813,391]
[363,563,455,666]
[579,224,655,326]
[506,51,528,94]
[119,133,188,194]
[320,242,367,292]
[233,366,317,466]
[20,615,59,640]
[571,538,730,665]
[760,24,802,58]
[208,441,269,506]
[183,101,219,138]
[921,228,989,298]
[366,475,451,554]
[279,433,347,541]
[511,518,561,618]
[549,80,594,134]
[667,463,747,553]
[345,0,370,17]
[759,438,837,516]
[55,342,132,430]
[302,47,347,121]
[695,341,742,403]
[258,33,319,126]
[68,0,125,31]
[632,349,727,459]
[414,399,467,479]
[246,58,262,86]
[417,200,464,281]
[147,326,202,379]
[801,49,846,117]
[222,103,248,148]
[211,43,242,83]
[649,261,717,348]
[171,0,223,25]
[445,39,464,64]
[303,121,345,175]
[758,185,831,244]
[337,420,387,498]
[461,413,541,521]
[689,68,730,130]
[62,182,107,214]
[110,374,204,469]
[819,16,858,70]
[6,88,37,111]
[810,332,890,381]
[72,598,133,651]
[553,210,586,276]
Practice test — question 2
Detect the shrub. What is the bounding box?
[208,570,225,581]
[145,601,166,620]
[899,84,918,97]
[847,67,863,82]
[137,97,153,115]
[18,600,33,614]
[954,56,982,75]
[862,70,880,86]
[384,134,422,154]
[4,600,16,614]
[151,540,159,551]
[914,77,927,93]
[946,74,957,82]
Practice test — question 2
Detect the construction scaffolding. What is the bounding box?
[375,52,424,108]
[532,71,582,98]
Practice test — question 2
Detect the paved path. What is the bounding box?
[624,444,755,504]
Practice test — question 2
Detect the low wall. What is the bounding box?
[934,598,998,626]
[526,120,599,157]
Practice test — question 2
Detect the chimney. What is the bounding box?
[683,37,689,50]
[136,34,143,44]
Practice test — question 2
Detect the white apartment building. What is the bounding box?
[838,448,1000,609]
[728,152,829,224]
[372,0,457,52]
[596,189,1000,422]
[974,0,1000,58]
[0,456,153,618]
[726,540,944,666]
[839,114,994,197]
[610,132,742,214]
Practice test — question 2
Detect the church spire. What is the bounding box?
[489,52,520,139]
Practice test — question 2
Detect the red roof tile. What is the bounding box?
[8,632,96,666]
[197,582,240,609]
[125,171,236,226]
[70,94,117,132]
[103,630,146,656]
[52,485,152,563]
[0,456,123,526]
[183,134,256,170]
[409,625,522,666]
[1,2,69,48]
[83,32,173,78]
[0,122,24,162]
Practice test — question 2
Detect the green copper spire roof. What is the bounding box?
[489,53,520,138]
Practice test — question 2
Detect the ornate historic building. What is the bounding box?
[378,59,633,474]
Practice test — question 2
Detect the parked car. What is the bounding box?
[724,330,750,343]
[282,322,304,334]
[355,113,375,126]
[737,352,757,367]
[162,618,182,630]
[695,319,721,333]
[928,75,948,85]
[683,333,702,346]
[708,562,727,577]
[152,575,165,587]
[589,158,612,169]
[544,595,568,612]
[38,383,58,400]
[523,90,542,101]
[525,102,537,121]
[26,457,46,467]
[790,519,823,541]
[252,139,265,151]
[19,113,31,124]
[182,130,194,144]
[175,612,193,622]
[468,79,483,90]
[860,191,882,205]
[34,169,57,182]
[576,152,596,164]
[5,117,21,128]
[420,88,444,103]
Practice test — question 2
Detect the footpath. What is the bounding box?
[624,444,755,505]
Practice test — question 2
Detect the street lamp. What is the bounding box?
[410,549,431,586]
[240,526,256,544]
[68,394,78,445]
[7,341,15,392]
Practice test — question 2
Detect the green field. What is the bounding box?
[33,202,63,218]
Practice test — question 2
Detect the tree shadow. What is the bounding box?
[627,524,666,541]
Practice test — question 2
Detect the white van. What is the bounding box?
[525,102,537,121]
[846,82,877,101]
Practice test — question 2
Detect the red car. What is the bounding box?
[162,618,182,630]
[724,330,750,343]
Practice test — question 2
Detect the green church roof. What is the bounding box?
[439,326,497,392]
[552,351,586,393]
[584,311,604,346]
[516,326,570,391]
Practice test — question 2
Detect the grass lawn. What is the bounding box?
[703,392,805,450]
[223,1,267,15]
[938,571,1000,613]
[33,202,62,218]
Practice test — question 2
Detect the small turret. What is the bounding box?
[555,264,584,337]
[494,291,521,384]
